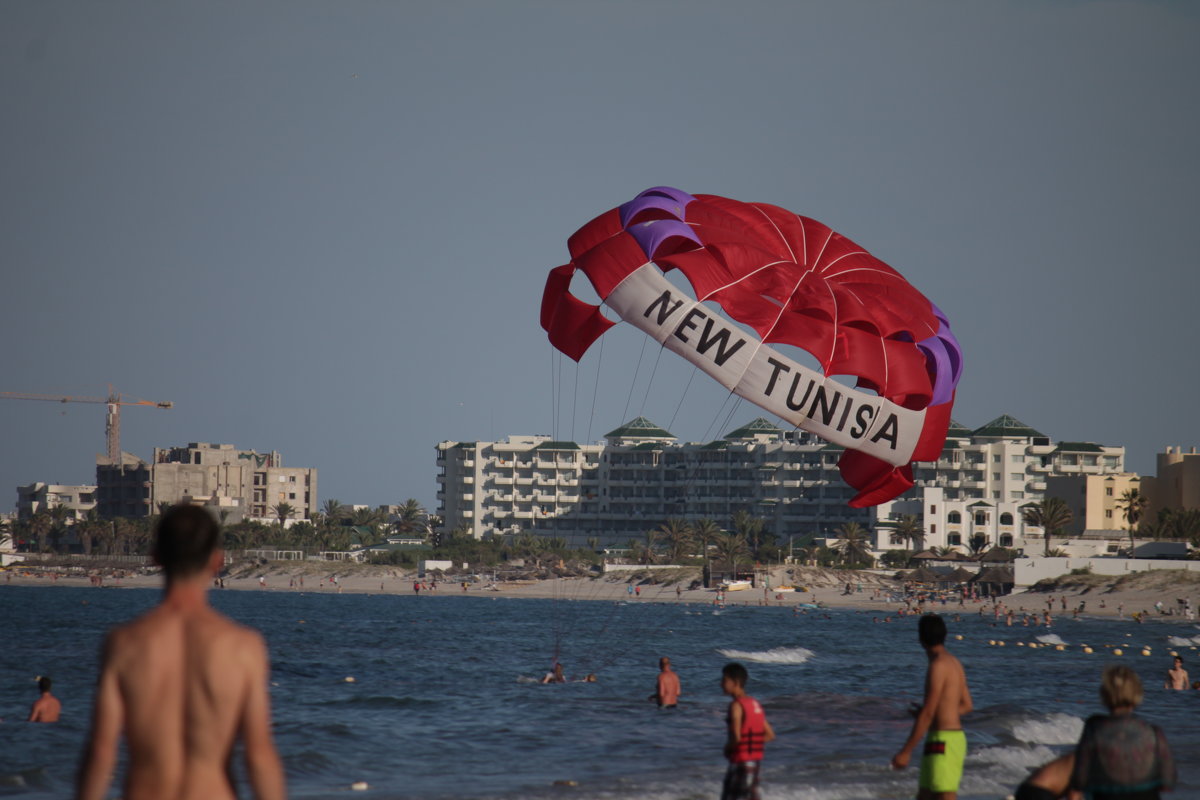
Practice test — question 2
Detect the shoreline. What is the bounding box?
[4,563,1200,624]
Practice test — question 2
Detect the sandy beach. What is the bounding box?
[6,559,1200,624]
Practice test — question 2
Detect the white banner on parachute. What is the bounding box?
[603,264,926,467]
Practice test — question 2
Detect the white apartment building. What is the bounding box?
[438,417,873,545]
[16,482,98,521]
[874,415,1126,555]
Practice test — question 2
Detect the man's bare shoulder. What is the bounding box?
[107,607,266,659]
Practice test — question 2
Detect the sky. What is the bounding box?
[3,0,1198,513]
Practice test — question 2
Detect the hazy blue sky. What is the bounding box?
[3,1,1197,512]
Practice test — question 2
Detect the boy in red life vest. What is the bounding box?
[720,662,776,800]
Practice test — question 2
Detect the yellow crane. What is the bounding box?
[1,386,173,463]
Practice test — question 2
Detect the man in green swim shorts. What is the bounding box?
[891,613,974,799]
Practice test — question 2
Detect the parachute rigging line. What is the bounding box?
[619,335,648,429]
[666,366,697,432]
[586,334,605,444]
[638,344,666,418]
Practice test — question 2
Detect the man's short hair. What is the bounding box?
[154,505,221,578]
[918,613,947,648]
[722,662,748,687]
[1100,664,1143,709]
[38,676,52,693]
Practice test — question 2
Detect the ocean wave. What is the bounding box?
[970,742,1059,770]
[1035,633,1067,645]
[716,646,814,664]
[1011,712,1084,745]
[1167,635,1200,647]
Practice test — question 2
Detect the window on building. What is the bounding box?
[947,511,961,524]
[1000,512,1013,525]
[1011,491,1024,500]
[1105,509,1113,518]
[1011,455,1025,463]
[1105,487,1113,496]
[999,534,1013,547]
[993,473,1001,481]
[992,454,1001,462]
[992,491,1000,499]
[974,512,987,526]
[1010,473,1023,481]
[930,524,937,534]
[930,505,937,514]
[948,533,960,545]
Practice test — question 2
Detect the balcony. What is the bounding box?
[461,493,474,502]
[462,459,475,467]
[462,476,474,485]
[495,476,513,485]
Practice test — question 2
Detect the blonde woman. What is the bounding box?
[1068,665,1175,800]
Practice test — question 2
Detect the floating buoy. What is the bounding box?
[1083,646,1093,654]
[1017,641,1026,647]
[1141,649,1152,657]
[1029,643,1038,649]
[351,781,369,791]
[954,634,963,640]
[988,639,996,646]
[1170,650,1179,657]
[344,676,356,683]
[553,780,579,787]
[998,641,1006,646]
[1113,648,1123,656]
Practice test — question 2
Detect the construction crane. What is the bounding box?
[1,386,173,463]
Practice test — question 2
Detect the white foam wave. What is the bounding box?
[1036,633,1067,645]
[1011,712,1084,745]
[716,646,814,664]
[970,743,1059,770]
[1167,635,1200,647]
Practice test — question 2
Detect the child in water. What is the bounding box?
[720,663,775,800]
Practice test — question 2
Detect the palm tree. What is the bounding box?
[1116,488,1148,554]
[1023,496,1073,557]
[712,531,750,573]
[28,511,52,553]
[731,510,764,557]
[0,515,11,551]
[321,499,346,524]
[832,522,874,566]
[78,510,105,555]
[691,518,722,556]
[967,533,990,556]
[273,502,296,530]
[392,499,427,534]
[653,518,693,564]
[894,514,925,552]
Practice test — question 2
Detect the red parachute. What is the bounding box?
[541,187,962,507]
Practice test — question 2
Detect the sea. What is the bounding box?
[2,582,1198,799]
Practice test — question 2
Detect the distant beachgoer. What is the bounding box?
[627,584,633,597]
[649,656,681,708]
[28,676,61,723]
[676,585,682,600]
[75,504,284,800]
[1165,656,1189,690]
[542,663,566,684]
[891,613,973,799]
[413,581,421,595]
[1014,752,1072,800]
[635,585,641,598]
[1069,664,1175,799]
[583,673,597,683]
[720,662,774,800]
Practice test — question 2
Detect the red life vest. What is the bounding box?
[730,695,766,763]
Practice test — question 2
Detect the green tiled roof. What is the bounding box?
[630,442,665,451]
[1053,442,1105,453]
[971,415,1045,439]
[945,420,972,439]
[604,416,674,440]
[724,418,783,439]
[534,441,580,450]
[820,443,846,452]
[699,440,729,450]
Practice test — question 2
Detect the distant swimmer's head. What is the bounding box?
[659,656,671,670]
[918,613,947,649]
[154,505,222,579]
[38,676,52,693]
[1100,664,1143,710]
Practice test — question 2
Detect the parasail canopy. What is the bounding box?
[540,187,962,507]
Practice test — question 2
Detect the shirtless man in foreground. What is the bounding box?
[1165,655,1189,690]
[76,505,285,800]
[892,613,973,800]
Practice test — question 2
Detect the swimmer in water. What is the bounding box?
[541,663,566,684]
[28,676,61,723]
